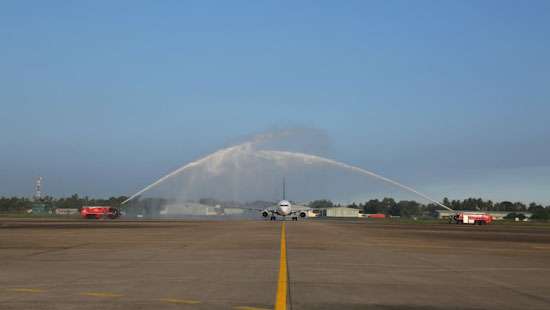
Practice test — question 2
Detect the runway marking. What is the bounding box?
[80,292,124,298]
[159,298,201,304]
[7,288,46,293]
[234,306,271,310]
[275,222,288,310]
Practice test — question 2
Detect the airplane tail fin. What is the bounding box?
[283,177,286,200]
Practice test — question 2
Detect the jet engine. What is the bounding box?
[262,211,269,217]
[299,211,307,218]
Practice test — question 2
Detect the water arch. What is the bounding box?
[122,141,451,216]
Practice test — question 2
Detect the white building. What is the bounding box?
[55,208,79,215]
[321,207,361,218]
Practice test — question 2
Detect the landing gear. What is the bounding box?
[108,208,120,219]
[270,216,276,221]
[292,216,298,221]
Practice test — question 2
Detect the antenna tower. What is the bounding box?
[34,177,43,201]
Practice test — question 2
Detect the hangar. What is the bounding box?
[318,207,361,218]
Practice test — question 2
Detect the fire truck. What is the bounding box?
[81,206,120,219]
[449,212,493,225]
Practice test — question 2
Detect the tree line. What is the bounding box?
[307,197,550,220]
[0,194,128,213]
[1,195,550,220]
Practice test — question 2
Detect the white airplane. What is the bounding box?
[258,179,310,221]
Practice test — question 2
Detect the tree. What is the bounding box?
[397,200,421,218]
[381,198,396,209]
[503,213,526,220]
[528,202,544,212]
[530,207,550,220]
[308,200,334,209]
[363,199,383,214]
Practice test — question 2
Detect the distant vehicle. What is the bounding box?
[365,213,386,219]
[450,212,493,225]
[81,206,120,219]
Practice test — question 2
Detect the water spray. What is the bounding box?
[260,150,453,211]
[122,140,452,211]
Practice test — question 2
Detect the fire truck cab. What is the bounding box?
[450,212,493,225]
[81,206,120,219]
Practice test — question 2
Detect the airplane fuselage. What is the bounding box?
[277,200,291,216]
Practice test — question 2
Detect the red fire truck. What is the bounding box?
[449,212,493,225]
[81,206,120,219]
[365,213,386,219]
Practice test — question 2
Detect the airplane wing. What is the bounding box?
[236,207,265,212]
[232,206,279,216]
[288,205,312,216]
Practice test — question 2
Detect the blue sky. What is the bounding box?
[1,1,549,203]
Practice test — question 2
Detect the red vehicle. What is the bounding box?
[450,212,493,225]
[365,213,386,219]
[81,206,120,219]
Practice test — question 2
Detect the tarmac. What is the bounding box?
[1,218,550,309]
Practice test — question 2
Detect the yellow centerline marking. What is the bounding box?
[275,222,288,310]
[8,288,46,293]
[5,225,293,308]
[159,298,201,304]
[80,292,124,298]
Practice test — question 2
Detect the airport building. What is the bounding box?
[54,208,79,215]
[318,207,361,218]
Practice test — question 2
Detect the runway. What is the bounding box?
[1,218,550,309]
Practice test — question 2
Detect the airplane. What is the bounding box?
[257,178,310,221]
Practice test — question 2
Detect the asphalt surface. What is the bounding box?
[1,218,550,309]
